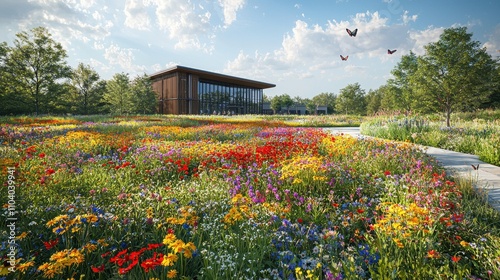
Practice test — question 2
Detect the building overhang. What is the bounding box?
[149,65,275,89]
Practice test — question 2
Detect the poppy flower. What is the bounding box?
[43,238,59,250]
[91,264,105,273]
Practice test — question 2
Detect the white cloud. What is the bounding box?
[218,0,245,27]
[225,10,432,92]
[103,43,147,75]
[408,26,444,55]
[401,10,417,24]
[153,0,213,50]
[483,24,500,56]
[124,0,151,30]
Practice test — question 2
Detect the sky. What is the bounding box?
[1,0,500,99]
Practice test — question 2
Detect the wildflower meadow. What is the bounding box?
[1,115,499,279]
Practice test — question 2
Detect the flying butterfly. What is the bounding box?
[340,55,349,61]
[346,28,358,37]
[387,49,397,54]
[471,164,479,170]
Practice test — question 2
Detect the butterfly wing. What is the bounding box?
[346,28,357,37]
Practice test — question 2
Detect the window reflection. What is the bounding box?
[198,80,262,115]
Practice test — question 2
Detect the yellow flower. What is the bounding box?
[16,231,28,240]
[53,226,66,235]
[182,242,198,259]
[18,261,34,273]
[168,240,186,254]
[167,269,178,278]
[84,214,99,223]
[82,243,97,253]
[295,267,303,276]
[163,233,177,245]
[162,253,178,267]
[460,240,469,247]
[393,238,404,248]
[391,222,402,231]
[97,239,109,247]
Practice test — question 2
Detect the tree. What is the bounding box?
[280,94,294,114]
[103,73,132,115]
[270,95,282,114]
[3,26,72,115]
[71,63,104,115]
[130,74,157,114]
[365,88,382,115]
[311,92,336,114]
[388,51,419,114]
[270,94,294,114]
[335,83,366,115]
[377,84,402,113]
[411,27,498,127]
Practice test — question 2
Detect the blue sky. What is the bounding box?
[1,0,499,99]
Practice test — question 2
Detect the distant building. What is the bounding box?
[262,103,328,115]
[149,65,275,115]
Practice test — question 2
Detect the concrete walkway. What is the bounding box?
[323,127,500,212]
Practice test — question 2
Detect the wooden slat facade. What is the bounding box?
[150,66,275,115]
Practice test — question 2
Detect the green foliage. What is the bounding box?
[362,111,500,165]
[70,63,106,115]
[336,82,366,115]
[388,51,419,113]
[103,73,132,115]
[312,92,336,114]
[2,26,72,115]
[411,27,498,127]
[130,74,157,114]
[270,94,294,113]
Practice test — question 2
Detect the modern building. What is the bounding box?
[149,65,275,115]
[262,103,328,115]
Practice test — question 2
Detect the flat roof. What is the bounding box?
[149,65,276,89]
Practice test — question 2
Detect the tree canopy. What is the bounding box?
[336,83,366,115]
[2,26,72,115]
[411,27,498,126]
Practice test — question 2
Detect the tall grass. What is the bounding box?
[361,111,500,166]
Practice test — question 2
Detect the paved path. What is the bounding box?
[323,127,500,212]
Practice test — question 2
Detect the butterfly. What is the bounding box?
[471,164,479,170]
[346,28,358,37]
[340,55,349,61]
[387,49,397,54]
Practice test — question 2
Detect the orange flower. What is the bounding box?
[451,255,461,263]
[427,250,440,259]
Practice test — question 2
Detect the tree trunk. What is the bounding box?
[446,108,451,127]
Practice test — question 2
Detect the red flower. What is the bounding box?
[297,218,303,224]
[384,170,391,176]
[46,168,55,175]
[43,238,59,250]
[91,264,105,273]
[140,252,164,272]
[118,258,138,274]
[451,255,461,263]
[356,208,365,214]
[147,243,163,250]
[427,250,439,259]
[38,152,46,158]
